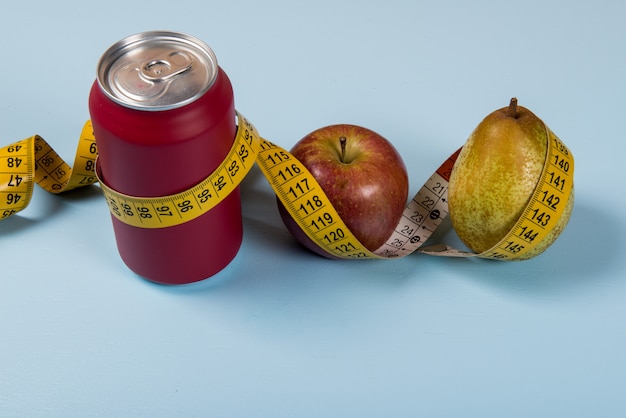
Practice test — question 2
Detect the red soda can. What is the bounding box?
[89,31,242,284]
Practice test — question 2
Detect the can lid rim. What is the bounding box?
[96,31,218,111]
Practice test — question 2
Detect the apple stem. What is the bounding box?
[508,97,519,118]
[339,136,347,163]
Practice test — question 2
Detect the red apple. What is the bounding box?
[277,124,409,258]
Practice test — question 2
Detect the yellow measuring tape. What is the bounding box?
[1,112,574,260]
[94,115,262,229]
[0,122,97,220]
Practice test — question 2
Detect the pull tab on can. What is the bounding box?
[140,51,193,82]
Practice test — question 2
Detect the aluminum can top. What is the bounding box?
[96,31,218,111]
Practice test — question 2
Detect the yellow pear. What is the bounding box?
[448,98,574,259]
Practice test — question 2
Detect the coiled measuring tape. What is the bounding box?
[0,122,97,220]
[1,112,574,260]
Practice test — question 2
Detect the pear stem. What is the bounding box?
[339,136,347,163]
[508,97,519,118]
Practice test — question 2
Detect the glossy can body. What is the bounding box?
[89,32,241,284]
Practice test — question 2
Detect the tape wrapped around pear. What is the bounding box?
[448,98,574,259]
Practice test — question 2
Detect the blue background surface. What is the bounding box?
[1,1,625,416]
